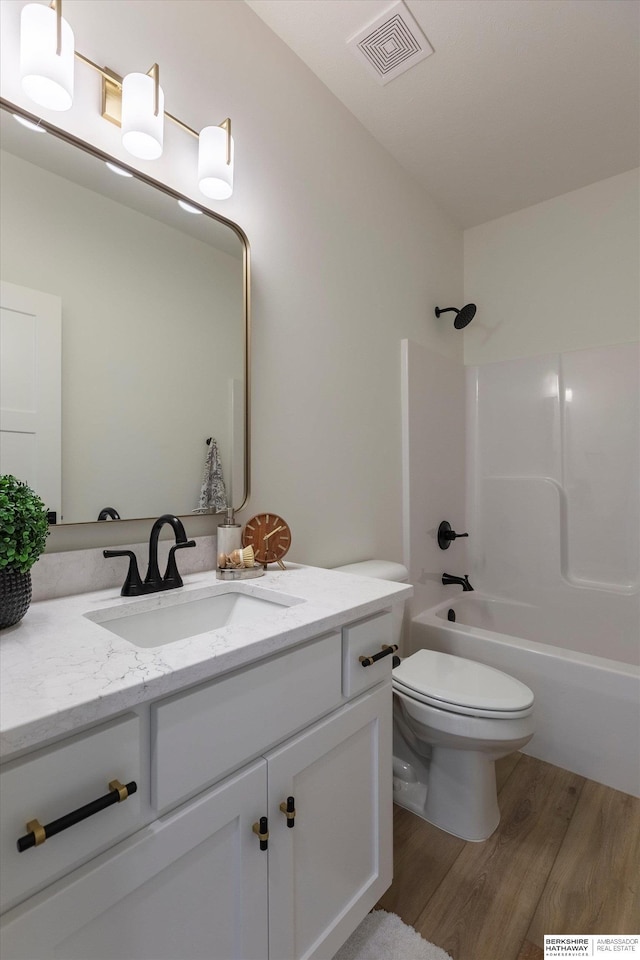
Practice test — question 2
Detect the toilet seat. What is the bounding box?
[392,649,534,720]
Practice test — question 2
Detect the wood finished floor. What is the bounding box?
[376,753,640,960]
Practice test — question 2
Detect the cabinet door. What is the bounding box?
[266,682,393,960]
[0,760,268,960]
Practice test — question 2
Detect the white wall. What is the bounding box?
[0,0,462,565]
[463,169,639,365]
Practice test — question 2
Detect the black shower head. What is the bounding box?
[435,303,477,329]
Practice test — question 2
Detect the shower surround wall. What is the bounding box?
[466,342,639,665]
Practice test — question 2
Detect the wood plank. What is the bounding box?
[378,754,522,924]
[516,940,544,960]
[376,804,465,926]
[526,780,640,945]
[496,751,523,793]
[413,755,584,960]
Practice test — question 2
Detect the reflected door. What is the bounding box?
[0,280,61,519]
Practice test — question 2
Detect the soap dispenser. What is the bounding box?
[217,507,242,564]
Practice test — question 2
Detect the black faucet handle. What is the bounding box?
[163,540,196,588]
[103,550,144,596]
[438,521,469,550]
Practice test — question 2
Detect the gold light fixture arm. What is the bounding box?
[49,1,63,56]
[165,111,198,139]
[73,52,116,81]
[55,0,62,56]
[220,118,232,165]
[147,63,160,118]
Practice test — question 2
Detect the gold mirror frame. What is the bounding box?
[0,98,251,525]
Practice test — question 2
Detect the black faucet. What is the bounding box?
[442,572,474,592]
[104,514,196,597]
[97,506,121,521]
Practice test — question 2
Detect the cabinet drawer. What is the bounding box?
[342,611,394,698]
[0,713,142,913]
[151,633,342,811]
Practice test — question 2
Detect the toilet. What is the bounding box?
[393,648,534,841]
[333,560,535,843]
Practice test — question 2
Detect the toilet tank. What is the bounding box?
[332,560,409,650]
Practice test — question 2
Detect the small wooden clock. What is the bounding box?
[242,513,292,569]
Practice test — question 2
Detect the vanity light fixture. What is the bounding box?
[19,0,74,111]
[18,1,235,198]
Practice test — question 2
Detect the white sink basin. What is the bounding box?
[85,588,300,648]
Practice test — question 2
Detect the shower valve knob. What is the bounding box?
[437,521,469,550]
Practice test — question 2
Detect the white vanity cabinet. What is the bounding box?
[0,760,269,960]
[266,682,392,960]
[0,612,395,960]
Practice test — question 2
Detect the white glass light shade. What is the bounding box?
[198,125,234,200]
[20,3,74,111]
[121,72,164,160]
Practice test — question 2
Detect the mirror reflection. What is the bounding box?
[0,103,249,525]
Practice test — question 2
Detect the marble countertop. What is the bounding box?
[0,565,411,760]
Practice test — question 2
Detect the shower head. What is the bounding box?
[435,303,477,329]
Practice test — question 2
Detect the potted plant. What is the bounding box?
[0,475,50,629]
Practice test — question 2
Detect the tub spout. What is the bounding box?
[442,573,474,592]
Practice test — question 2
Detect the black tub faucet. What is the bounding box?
[104,514,196,596]
[442,573,474,592]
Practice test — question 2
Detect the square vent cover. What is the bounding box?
[347,1,434,86]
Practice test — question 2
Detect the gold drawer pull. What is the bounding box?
[108,779,129,802]
[17,779,137,852]
[25,819,46,847]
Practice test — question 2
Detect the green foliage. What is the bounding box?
[0,475,50,573]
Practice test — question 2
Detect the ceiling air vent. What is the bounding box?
[347,1,434,86]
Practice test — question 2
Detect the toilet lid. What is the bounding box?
[392,649,534,715]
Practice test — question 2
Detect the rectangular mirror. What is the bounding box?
[0,100,250,525]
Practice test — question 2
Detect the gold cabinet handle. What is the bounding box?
[252,817,269,851]
[279,796,296,827]
[17,779,137,852]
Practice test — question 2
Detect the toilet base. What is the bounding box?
[426,747,501,841]
[392,774,429,820]
[392,747,502,841]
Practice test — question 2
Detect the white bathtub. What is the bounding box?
[410,594,640,797]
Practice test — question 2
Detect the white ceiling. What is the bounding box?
[246,0,640,227]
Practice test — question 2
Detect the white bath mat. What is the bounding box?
[332,909,452,960]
